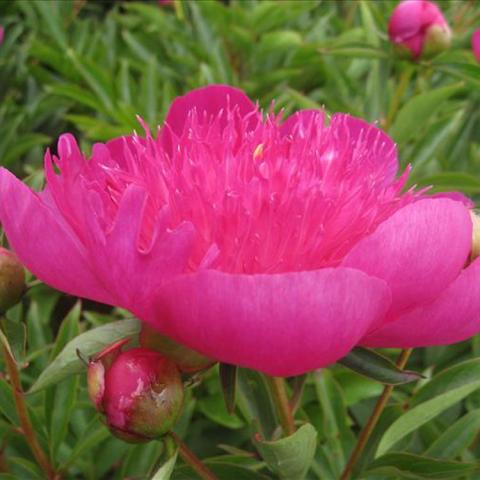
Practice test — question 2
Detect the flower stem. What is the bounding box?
[1,344,58,480]
[267,376,296,437]
[385,66,414,130]
[170,431,218,480]
[339,348,413,480]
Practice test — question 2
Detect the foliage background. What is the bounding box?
[0,0,480,479]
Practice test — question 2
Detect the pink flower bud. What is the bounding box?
[87,344,184,443]
[0,26,4,45]
[472,29,480,63]
[140,324,215,373]
[388,0,451,60]
[0,248,25,313]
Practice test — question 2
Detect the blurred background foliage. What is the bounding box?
[1,0,480,479]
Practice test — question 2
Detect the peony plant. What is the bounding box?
[0,85,478,377]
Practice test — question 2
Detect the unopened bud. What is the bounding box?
[470,211,480,261]
[140,324,215,373]
[0,248,25,313]
[472,29,480,64]
[87,344,184,443]
[388,0,451,60]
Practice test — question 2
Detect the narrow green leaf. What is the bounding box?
[219,363,238,415]
[376,380,480,457]
[253,423,317,480]
[29,318,140,393]
[151,451,178,480]
[338,348,422,385]
[390,84,464,144]
[412,358,480,406]
[367,452,477,479]
[415,172,480,195]
[198,393,244,429]
[425,409,480,458]
[237,369,277,439]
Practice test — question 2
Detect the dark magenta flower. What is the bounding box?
[0,85,477,376]
[388,0,451,59]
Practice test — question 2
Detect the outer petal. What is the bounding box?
[388,0,423,42]
[342,198,471,318]
[328,113,398,183]
[363,257,480,347]
[163,84,258,137]
[280,109,324,137]
[143,268,391,376]
[0,168,113,304]
[84,184,195,314]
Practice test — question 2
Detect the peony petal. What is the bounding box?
[388,0,424,42]
[163,84,258,137]
[363,257,480,347]
[430,191,475,208]
[328,113,398,182]
[342,198,471,318]
[143,268,391,376]
[86,184,196,313]
[0,168,113,304]
[280,109,324,136]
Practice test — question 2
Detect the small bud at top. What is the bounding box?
[388,0,451,60]
[0,248,25,313]
[472,30,480,64]
[140,324,215,373]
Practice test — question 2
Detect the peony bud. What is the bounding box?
[87,345,184,443]
[470,211,480,262]
[140,323,215,373]
[388,0,451,60]
[0,248,25,313]
[0,26,4,45]
[472,29,480,63]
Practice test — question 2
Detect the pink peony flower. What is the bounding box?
[388,0,451,59]
[472,29,480,63]
[0,85,477,376]
[0,26,4,45]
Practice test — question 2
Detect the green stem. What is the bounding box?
[385,65,414,130]
[267,376,296,437]
[339,349,413,480]
[1,344,58,480]
[170,432,218,480]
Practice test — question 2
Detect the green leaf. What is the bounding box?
[367,452,477,479]
[376,380,480,457]
[319,45,388,59]
[29,318,140,393]
[253,423,317,480]
[415,172,480,194]
[61,424,111,471]
[173,461,269,480]
[219,363,238,415]
[389,84,464,144]
[338,348,422,385]
[151,451,178,480]
[412,358,480,406]
[433,62,480,87]
[425,409,480,459]
[237,369,277,439]
[1,314,26,364]
[198,393,244,429]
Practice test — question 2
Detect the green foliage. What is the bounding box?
[1,0,480,479]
